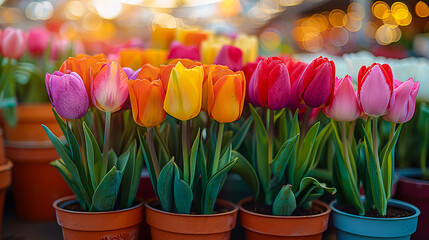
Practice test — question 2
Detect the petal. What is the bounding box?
[267,63,290,110]
[359,65,392,116]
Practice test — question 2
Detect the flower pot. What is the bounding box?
[136,169,157,201]
[3,103,71,220]
[238,197,331,240]
[330,199,420,240]
[0,160,12,237]
[53,195,144,240]
[397,168,429,240]
[145,198,238,240]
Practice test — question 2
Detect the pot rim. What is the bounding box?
[53,195,144,215]
[238,196,331,219]
[0,160,13,172]
[329,199,420,221]
[145,197,238,217]
[397,169,429,185]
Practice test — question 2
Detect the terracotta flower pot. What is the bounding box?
[397,168,429,240]
[3,103,72,220]
[53,195,144,240]
[145,198,238,240]
[238,197,331,240]
[0,160,12,237]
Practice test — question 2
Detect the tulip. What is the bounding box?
[27,27,50,56]
[160,58,202,91]
[202,64,229,111]
[233,34,258,65]
[119,48,144,70]
[135,63,160,81]
[248,57,291,110]
[45,71,89,119]
[323,76,361,122]
[383,78,419,123]
[123,67,139,80]
[59,54,107,101]
[207,68,246,123]
[50,37,70,61]
[92,61,129,112]
[176,27,213,47]
[242,57,265,103]
[358,63,394,117]
[200,36,232,64]
[213,45,243,72]
[129,78,166,127]
[142,49,168,67]
[163,62,204,120]
[1,27,25,59]
[167,41,200,61]
[283,57,307,111]
[297,56,335,108]
[152,27,175,49]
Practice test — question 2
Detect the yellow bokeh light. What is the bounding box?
[260,30,281,51]
[65,1,84,20]
[311,14,329,32]
[60,22,78,40]
[277,0,303,7]
[383,14,399,27]
[92,0,122,19]
[416,1,429,18]
[329,9,347,27]
[372,1,390,19]
[375,24,401,45]
[152,13,176,29]
[396,12,412,26]
[345,14,362,32]
[83,13,102,31]
[303,34,323,52]
[347,3,365,19]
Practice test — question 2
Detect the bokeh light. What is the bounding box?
[416,1,429,18]
[372,1,390,20]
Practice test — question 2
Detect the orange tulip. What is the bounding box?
[207,68,246,123]
[152,27,175,49]
[202,64,229,111]
[118,48,143,70]
[142,49,168,67]
[135,63,161,81]
[160,58,202,91]
[59,54,107,100]
[129,78,166,128]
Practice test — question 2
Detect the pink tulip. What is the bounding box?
[214,45,243,72]
[45,71,89,119]
[1,27,25,59]
[92,61,129,112]
[167,41,200,61]
[323,76,361,122]
[358,63,394,117]
[297,56,335,108]
[283,58,308,111]
[242,56,265,103]
[383,78,419,123]
[50,37,69,61]
[27,27,50,56]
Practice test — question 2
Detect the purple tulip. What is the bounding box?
[383,78,419,123]
[123,67,141,80]
[167,41,200,61]
[214,45,243,72]
[45,71,89,119]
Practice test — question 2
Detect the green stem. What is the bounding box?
[389,122,396,141]
[372,117,379,164]
[101,111,112,177]
[301,107,311,141]
[341,122,354,181]
[211,122,225,176]
[147,128,160,178]
[0,58,12,93]
[348,120,356,145]
[268,109,274,163]
[76,118,87,175]
[182,120,189,183]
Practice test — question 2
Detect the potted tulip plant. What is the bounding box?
[128,60,248,239]
[237,57,335,240]
[43,61,144,239]
[328,64,420,240]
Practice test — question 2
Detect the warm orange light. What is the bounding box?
[329,9,347,27]
[372,1,390,19]
[416,1,429,18]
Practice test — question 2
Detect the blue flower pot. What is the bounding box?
[330,199,420,240]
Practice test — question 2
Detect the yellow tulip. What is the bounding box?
[163,62,204,121]
[233,34,258,65]
[200,36,232,64]
[152,27,175,49]
[142,49,168,67]
[118,48,143,70]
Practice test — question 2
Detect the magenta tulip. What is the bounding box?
[168,41,200,61]
[123,67,141,80]
[214,45,243,72]
[248,57,291,110]
[383,78,419,123]
[297,56,335,108]
[358,63,394,117]
[323,75,361,122]
[45,71,89,119]
[92,61,129,112]
[1,27,25,59]
[283,58,308,111]
[27,27,50,56]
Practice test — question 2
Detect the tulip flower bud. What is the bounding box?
[92,61,129,112]
[358,63,394,117]
[27,27,50,56]
[233,34,258,65]
[163,62,204,121]
[202,64,229,111]
[168,41,200,61]
[160,58,202,92]
[383,78,419,123]
[297,56,335,108]
[129,78,166,127]
[1,27,25,59]
[141,49,168,67]
[200,36,232,64]
[283,58,307,111]
[213,45,243,72]
[248,57,291,110]
[45,71,89,119]
[119,48,144,70]
[323,76,361,122]
[207,68,246,123]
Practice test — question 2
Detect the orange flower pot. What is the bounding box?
[238,197,331,240]
[0,160,12,237]
[3,103,71,220]
[145,198,238,240]
[53,195,144,240]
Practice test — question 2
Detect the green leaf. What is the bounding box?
[138,129,158,194]
[107,150,118,171]
[270,135,299,184]
[380,124,402,200]
[202,158,237,214]
[218,144,232,170]
[248,104,269,191]
[92,166,122,211]
[197,137,208,188]
[273,185,296,216]
[231,117,253,150]
[173,163,193,214]
[153,126,171,163]
[189,129,200,189]
[230,150,260,200]
[118,141,135,209]
[157,159,175,212]
[295,177,336,208]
